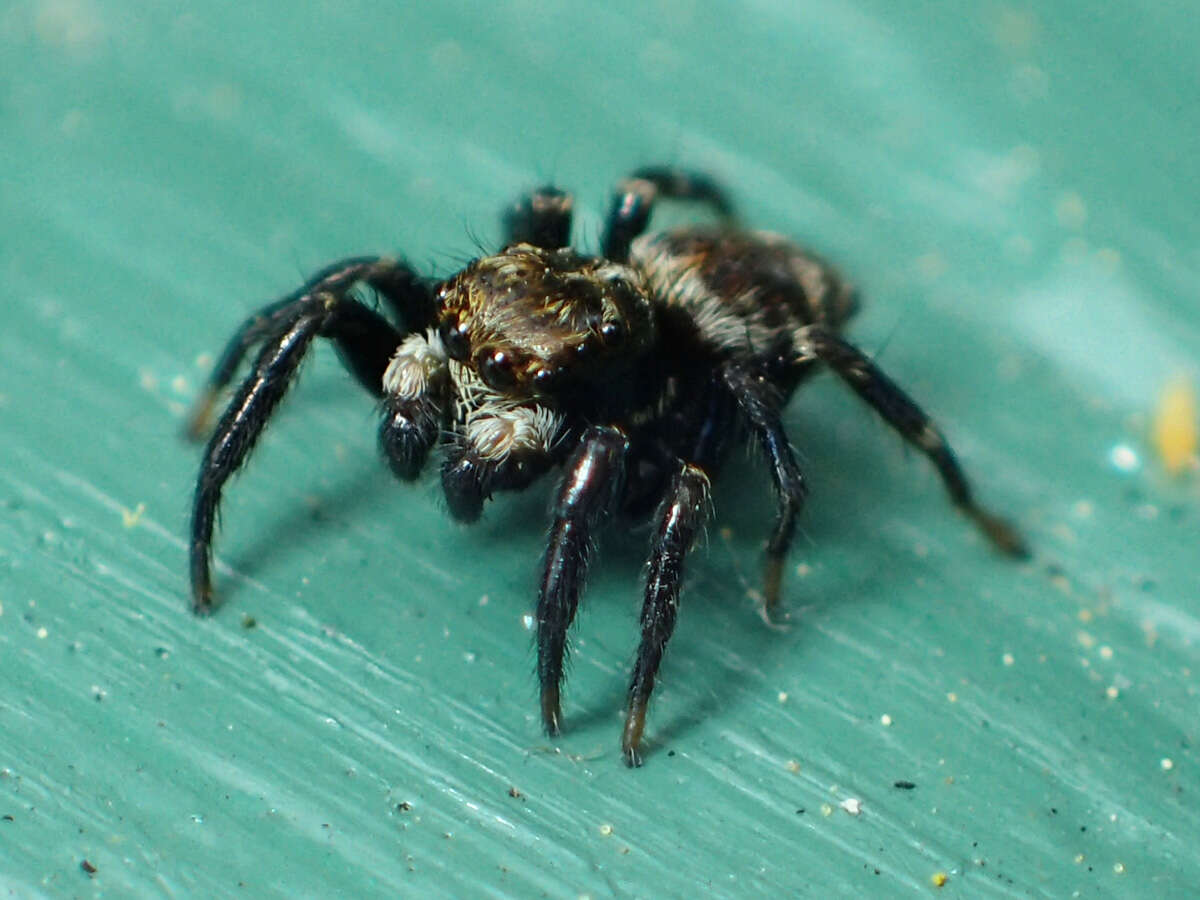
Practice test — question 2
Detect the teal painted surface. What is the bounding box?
[2,1,1198,896]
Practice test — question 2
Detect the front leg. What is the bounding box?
[797,325,1027,556]
[185,258,430,438]
[537,426,629,736]
[190,258,425,613]
[623,462,712,766]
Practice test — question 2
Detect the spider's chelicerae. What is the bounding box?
[187,166,1026,766]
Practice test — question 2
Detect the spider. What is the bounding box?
[186,166,1026,766]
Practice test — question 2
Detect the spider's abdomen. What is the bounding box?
[630,227,858,358]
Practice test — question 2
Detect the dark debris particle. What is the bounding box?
[241,615,257,630]
[507,786,524,801]
[2,814,13,822]
[893,780,916,790]
[80,860,97,876]
[795,808,806,815]
[667,750,676,757]
[396,801,412,812]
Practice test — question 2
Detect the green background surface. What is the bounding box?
[2,1,1198,896]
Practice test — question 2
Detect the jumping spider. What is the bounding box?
[186,166,1025,766]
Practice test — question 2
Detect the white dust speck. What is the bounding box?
[1108,444,1139,473]
[839,798,862,816]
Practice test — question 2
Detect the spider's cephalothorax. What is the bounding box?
[186,167,1026,766]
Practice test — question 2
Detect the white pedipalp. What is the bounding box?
[448,358,565,463]
[382,330,448,400]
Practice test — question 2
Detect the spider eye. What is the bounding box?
[532,366,565,393]
[599,320,626,347]
[439,318,470,361]
[477,348,518,391]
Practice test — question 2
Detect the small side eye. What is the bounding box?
[439,318,470,361]
[532,366,565,393]
[477,348,518,391]
[599,320,626,347]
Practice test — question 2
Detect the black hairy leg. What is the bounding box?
[503,186,574,249]
[184,258,432,438]
[537,426,629,736]
[623,462,712,767]
[722,363,809,618]
[190,257,427,613]
[796,325,1028,557]
[603,166,737,262]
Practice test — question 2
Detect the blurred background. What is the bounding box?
[1,1,1197,895]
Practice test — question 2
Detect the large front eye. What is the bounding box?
[439,318,470,361]
[477,348,518,391]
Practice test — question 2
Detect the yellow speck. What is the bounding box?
[1152,376,1198,475]
[1113,862,1126,875]
[1095,247,1121,273]
[946,692,958,703]
[1002,652,1015,666]
[1076,631,1096,649]
[719,527,733,540]
[1099,645,1113,660]
[1105,686,1119,699]
[121,502,146,529]
[598,823,613,836]
[1161,758,1174,771]
[795,563,812,577]
[880,713,893,726]
[777,691,789,703]
[37,627,49,640]
[931,871,949,888]
[820,803,834,817]
[1074,854,1086,864]
[786,759,801,773]
[1055,191,1088,229]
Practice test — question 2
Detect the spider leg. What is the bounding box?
[184,258,432,437]
[722,363,809,616]
[190,258,427,613]
[603,166,737,262]
[537,425,629,736]
[622,461,711,766]
[796,324,1028,556]
[502,186,574,249]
